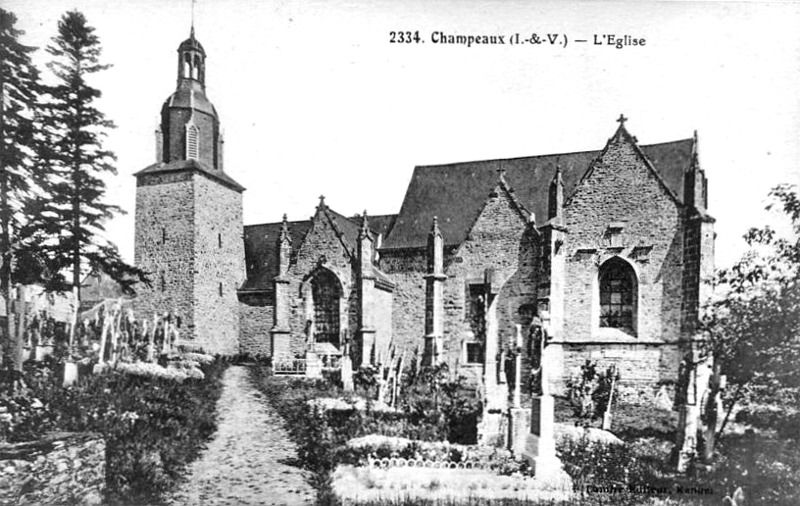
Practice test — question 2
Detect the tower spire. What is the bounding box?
[191,0,196,37]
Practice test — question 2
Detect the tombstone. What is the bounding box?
[476,270,510,446]
[654,384,673,410]
[305,351,322,378]
[341,355,354,391]
[675,351,703,472]
[34,344,54,361]
[522,320,568,480]
[63,361,79,386]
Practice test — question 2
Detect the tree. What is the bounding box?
[37,10,145,302]
[0,8,45,374]
[699,183,800,460]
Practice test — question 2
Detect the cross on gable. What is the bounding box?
[617,114,628,126]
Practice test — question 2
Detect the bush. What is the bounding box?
[557,435,636,489]
[735,405,800,440]
[17,357,228,505]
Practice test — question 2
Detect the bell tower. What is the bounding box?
[158,28,224,171]
[134,28,245,355]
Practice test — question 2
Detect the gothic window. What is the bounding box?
[599,257,636,332]
[218,232,222,248]
[312,269,341,346]
[218,282,223,297]
[160,273,166,292]
[186,124,199,160]
[161,227,167,244]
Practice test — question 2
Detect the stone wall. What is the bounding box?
[239,294,274,357]
[192,172,245,355]
[547,342,682,401]
[382,184,538,388]
[134,171,196,332]
[0,432,104,506]
[374,285,393,361]
[443,185,537,373]
[554,134,685,390]
[134,170,244,356]
[380,249,427,357]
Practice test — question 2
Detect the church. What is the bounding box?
[133,30,715,400]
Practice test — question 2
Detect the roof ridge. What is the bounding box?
[414,138,694,169]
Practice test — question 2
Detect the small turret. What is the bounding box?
[277,214,292,277]
[548,165,564,221]
[177,27,206,85]
[684,130,708,211]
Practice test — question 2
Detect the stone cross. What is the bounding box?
[617,113,628,125]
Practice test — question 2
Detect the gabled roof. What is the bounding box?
[135,159,245,192]
[381,137,694,250]
[240,205,394,293]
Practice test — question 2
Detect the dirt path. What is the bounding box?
[168,365,315,506]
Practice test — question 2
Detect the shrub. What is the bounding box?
[17,357,227,505]
[557,435,636,489]
[735,405,800,440]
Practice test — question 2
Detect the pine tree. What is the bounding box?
[0,8,44,374]
[38,10,145,301]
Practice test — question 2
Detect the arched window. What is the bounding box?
[160,273,166,292]
[599,257,636,332]
[218,232,222,248]
[183,53,192,78]
[311,269,342,346]
[219,282,223,297]
[193,54,201,80]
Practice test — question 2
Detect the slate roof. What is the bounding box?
[162,80,218,118]
[240,207,395,293]
[380,137,694,250]
[350,213,398,241]
[135,159,245,192]
[241,220,311,292]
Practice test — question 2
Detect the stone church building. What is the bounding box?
[134,31,715,398]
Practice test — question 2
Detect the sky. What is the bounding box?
[6,0,800,268]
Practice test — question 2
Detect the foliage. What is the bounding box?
[354,364,380,396]
[699,433,800,506]
[400,363,481,445]
[557,435,636,489]
[35,10,145,294]
[6,356,227,505]
[565,360,618,421]
[251,368,478,504]
[734,404,800,440]
[0,7,47,374]
[698,184,800,453]
[338,435,523,475]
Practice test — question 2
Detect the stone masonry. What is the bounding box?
[0,432,105,506]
